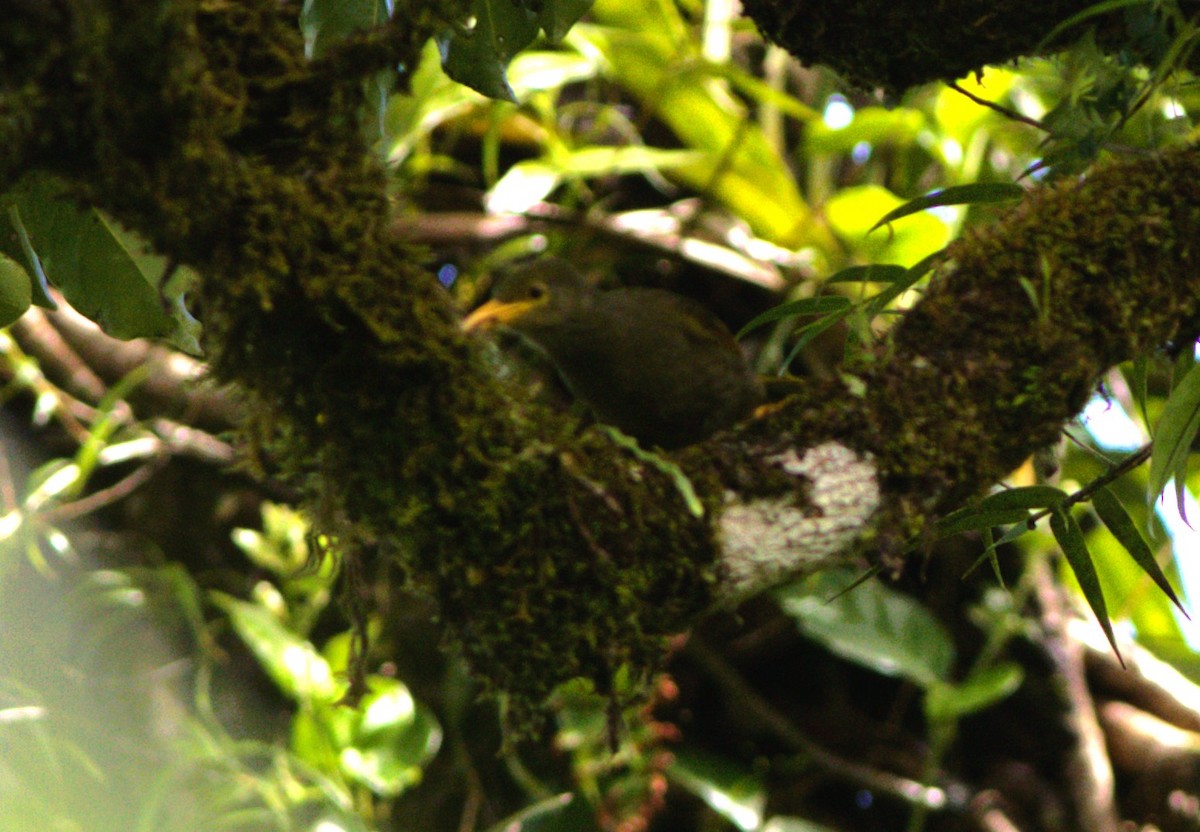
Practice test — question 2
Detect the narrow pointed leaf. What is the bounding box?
[1051,508,1123,666]
[736,296,850,339]
[1148,362,1200,507]
[979,485,1066,511]
[822,264,908,285]
[868,183,1024,232]
[934,507,1031,539]
[1092,487,1188,616]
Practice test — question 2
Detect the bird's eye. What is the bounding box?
[527,283,548,300]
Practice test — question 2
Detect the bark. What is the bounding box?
[4,0,1200,719]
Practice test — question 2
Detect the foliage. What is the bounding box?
[3,0,1200,831]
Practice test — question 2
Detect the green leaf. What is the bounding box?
[211,592,341,703]
[736,296,851,339]
[576,7,827,249]
[1147,361,1200,508]
[669,749,765,832]
[335,677,442,797]
[868,183,1025,232]
[934,507,1031,539]
[439,0,540,101]
[979,485,1067,511]
[825,185,950,266]
[1091,487,1187,616]
[538,0,594,41]
[924,663,1024,724]
[2,175,200,352]
[1050,508,1123,665]
[775,571,954,688]
[822,264,909,285]
[0,253,32,327]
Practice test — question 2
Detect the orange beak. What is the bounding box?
[462,298,538,331]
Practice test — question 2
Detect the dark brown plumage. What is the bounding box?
[463,259,764,449]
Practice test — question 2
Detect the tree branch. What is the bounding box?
[5,0,1200,721]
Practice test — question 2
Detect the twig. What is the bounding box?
[948,82,1049,133]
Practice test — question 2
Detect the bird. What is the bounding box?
[462,258,764,450]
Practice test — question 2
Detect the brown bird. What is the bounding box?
[463,259,764,449]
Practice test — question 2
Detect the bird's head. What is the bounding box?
[462,259,594,339]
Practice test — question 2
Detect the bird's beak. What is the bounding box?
[462,299,537,332]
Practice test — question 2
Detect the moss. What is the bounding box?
[863,148,1200,544]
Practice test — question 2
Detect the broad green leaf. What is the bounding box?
[508,50,600,95]
[539,0,594,41]
[775,571,954,688]
[979,485,1067,511]
[2,175,199,352]
[486,147,703,212]
[1092,487,1187,615]
[337,677,442,797]
[1050,508,1122,665]
[736,296,851,339]
[868,183,1025,232]
[1147,361,1200,507]
[0,253,32,327]
[669,748,765,832]
[484,793,597,832]
[485,162,563,213]
[211,592,340,703]
[924,663,1023,724]
[439,0,540,101]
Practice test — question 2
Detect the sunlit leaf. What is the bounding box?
[1092,487,1187,616]
[337,677,442,797]
[1147,361,1200,508]
[825,185,951,266]
[211,592,341,703]
[669,749,765,832]
[869,183,1025,232]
